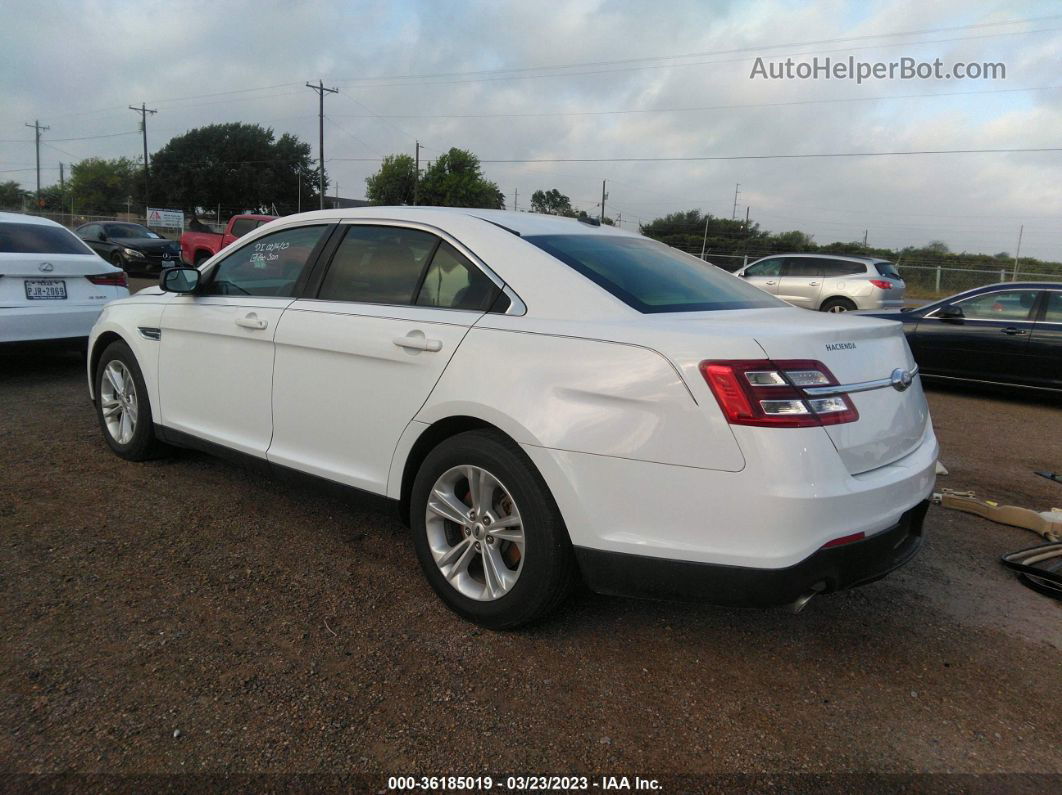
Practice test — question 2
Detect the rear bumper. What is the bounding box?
[0,304,108,343]
[576,500,929,607]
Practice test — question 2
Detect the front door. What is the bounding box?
[741,257,782,296]
[157,223,331,456]
[268,224,501,494]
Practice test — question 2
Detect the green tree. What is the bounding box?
[640,209,759,254]
[150,123,317,215]
[67,157,139,215]
[0,180,28,209]
[530,188,573,215]
[365,154,417,205]
[418,148,504,209]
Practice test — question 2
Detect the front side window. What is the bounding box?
[0,222,91,254]
[745,258,781,277]
[416,242,498,311]
[78,224,101,240]
[318,225,439,305]
[105,223,158,239]
[204,225,327,297]
[526,234,780,313]
[954,290,1039,321]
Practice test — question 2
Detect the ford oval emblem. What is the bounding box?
[890,368,914,392]
[38,262,54,272]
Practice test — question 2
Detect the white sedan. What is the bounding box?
[87,208,937,628]
[1,212,128,346]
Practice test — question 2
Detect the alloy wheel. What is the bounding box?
[424,465,525,601]
[100,360,138,445]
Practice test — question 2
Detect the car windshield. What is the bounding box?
[105,224,160,239]
[525,234,782,313]
[0,222,91,254]
[875,261,902,280]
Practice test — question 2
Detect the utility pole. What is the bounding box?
[297,171,301,213]
[413,141,420,206]
[59,162,65,219]
[731,183,741,220]
[862,229,868,249]
[129,103,157,210]
[699,213,710,260]
[25,120,49,208]
[1012,224,1024,281]
[306,80,339,209]
[600,180,607,223]
[513,187,518,211]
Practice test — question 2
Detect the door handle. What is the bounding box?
[808,281,821,286]
[764,280,776,286]
[235,313,268,330]
[394,333,443,352]
[1001,327,1027,336]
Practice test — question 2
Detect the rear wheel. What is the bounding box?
[410,430,576,629]
[821,297,856,313]
[95,340,168,461]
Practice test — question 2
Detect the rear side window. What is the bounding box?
[822,260,865,277]
[874,261,902,279]
[0,222,91,254]
[526,234,780,313]
[782,258,823,278]
[229,218,259,238]
[205,225,327,297]
[318,226,439,305]
[1044,292,1062,323]
[416,242,498,311]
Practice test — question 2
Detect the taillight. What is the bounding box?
[868,278,893,290]
[699,359,859,428]
[87,272,128,287]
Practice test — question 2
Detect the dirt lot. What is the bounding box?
[1,350,1060,784]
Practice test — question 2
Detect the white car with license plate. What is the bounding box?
[87,208,937,628]
[1,212,129,346]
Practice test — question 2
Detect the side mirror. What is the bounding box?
[937,305,964,322]
[160,266,200,294]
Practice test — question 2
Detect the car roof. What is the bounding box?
[284,206,640,238]
[0,211,65,228]
[759,252,887,262]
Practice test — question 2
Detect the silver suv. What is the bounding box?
[735,253,905,312]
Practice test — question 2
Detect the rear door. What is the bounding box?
[1027,289,1062,389]
[740,257,782,296]
[268,222,502,494]
[915,288,1038,383]
[776,257,824,309]
[157,223,331,456]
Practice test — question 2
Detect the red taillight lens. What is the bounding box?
[87,272,128,287]
[700,359,859,428]
[868,278,893,290]
[821,531,866,549]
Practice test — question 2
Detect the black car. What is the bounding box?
[862,282,1061,392]
[75,222,182,274]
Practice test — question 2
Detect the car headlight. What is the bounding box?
[122,247,144,258]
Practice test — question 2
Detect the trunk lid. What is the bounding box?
[0,252,122,305]
[640,308,929,475]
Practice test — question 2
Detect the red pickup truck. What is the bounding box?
[180,214,276,266]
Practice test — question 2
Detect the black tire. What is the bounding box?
[410,429,577,629]
[109,251,126,270]
[820,297,857,313]
[94,340,168,461]
[194,251,210,267]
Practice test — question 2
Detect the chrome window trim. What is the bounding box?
[802,366,920,397]
[923,286,1049,320]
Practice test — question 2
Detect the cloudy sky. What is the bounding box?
[2,0,1061,259]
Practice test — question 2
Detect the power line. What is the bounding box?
[329,14,1062,83]
[471,147,1062,163]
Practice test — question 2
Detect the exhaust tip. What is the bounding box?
[789,582,826,614]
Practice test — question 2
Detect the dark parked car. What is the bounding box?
[862,282,1061,392]
[75,222,182,274]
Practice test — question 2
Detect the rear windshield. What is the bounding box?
[525,234,781,313]
[0,222,91,254]
[874,261,902,279]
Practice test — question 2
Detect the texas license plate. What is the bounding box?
[24,279,67,300]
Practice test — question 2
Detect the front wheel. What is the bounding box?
[109,251,126,271]
[410,430,576,629]
[95,340,168,461]
[821,297,856,313]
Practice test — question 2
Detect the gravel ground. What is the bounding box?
[1,350,1060,783]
